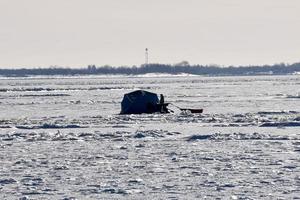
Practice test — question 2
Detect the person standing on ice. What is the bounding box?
[160,94,164,105]
[159,94,168,113]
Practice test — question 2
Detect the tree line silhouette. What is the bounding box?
[0,62,299,77]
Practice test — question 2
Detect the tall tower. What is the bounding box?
[145,48,148,65]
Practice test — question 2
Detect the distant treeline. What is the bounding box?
[0,62,300,77]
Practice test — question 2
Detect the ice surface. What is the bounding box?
[0,75,300,199]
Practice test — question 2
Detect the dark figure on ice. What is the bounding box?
[160,94,164,104]
[159,94,169,113]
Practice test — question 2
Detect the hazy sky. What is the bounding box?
[0,0,300,68]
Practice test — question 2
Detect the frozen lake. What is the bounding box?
[0,75,300,199]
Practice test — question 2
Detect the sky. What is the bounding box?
[0,0,300,68]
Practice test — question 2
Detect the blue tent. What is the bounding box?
[120,90,160,114]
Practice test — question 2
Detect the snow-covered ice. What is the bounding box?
[0,75,300,199]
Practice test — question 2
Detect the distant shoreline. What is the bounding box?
[0,62,299,77]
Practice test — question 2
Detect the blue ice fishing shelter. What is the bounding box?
[120,90,160,114]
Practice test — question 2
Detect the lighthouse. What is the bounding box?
[145,48,148,65]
